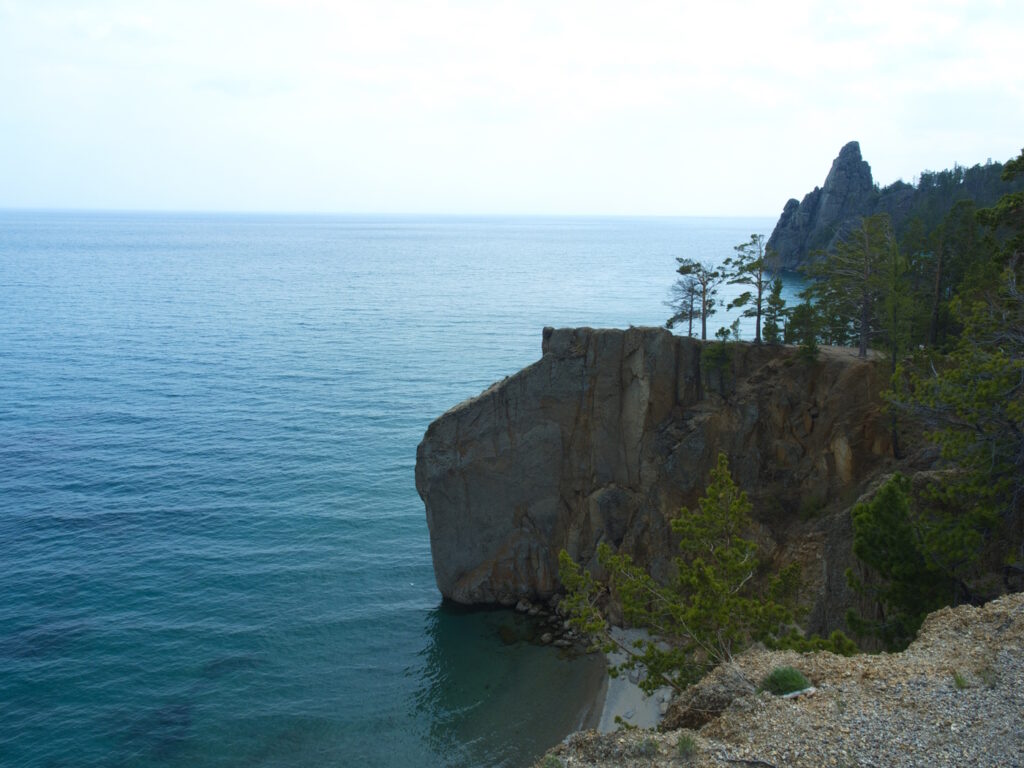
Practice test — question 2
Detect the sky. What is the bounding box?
[0,0,1022,216]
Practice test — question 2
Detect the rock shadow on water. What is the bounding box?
[412,601,605,768]
[0,619,93,660]
[199,655,262,681]
[119,699,194,763]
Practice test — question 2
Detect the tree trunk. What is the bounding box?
[890,345,901,458]
[928,245,944,347]
[859,227,871,358]
[859,289,870,358]
[700,285,708,340]
[754,281,763,343]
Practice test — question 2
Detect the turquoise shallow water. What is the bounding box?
[0,212,777,767]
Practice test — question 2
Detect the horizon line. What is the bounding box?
[0,206,779,220]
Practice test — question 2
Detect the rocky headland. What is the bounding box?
[767,141,876,270]
[416,326,904,635]
[766,140,1024,270]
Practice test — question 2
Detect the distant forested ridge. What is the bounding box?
[768,141,1024,270]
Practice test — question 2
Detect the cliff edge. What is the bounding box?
[416,327,894,633]
[543,591,1024,768]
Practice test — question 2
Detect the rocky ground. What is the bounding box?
[537,592,1024,768]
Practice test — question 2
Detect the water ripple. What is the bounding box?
[0,211,776,768]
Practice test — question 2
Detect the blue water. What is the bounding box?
[0,212,777,768]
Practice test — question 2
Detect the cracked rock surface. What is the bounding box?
[416,326,891,633]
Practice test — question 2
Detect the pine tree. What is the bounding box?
[785,297,819,362]
[723,234,773,343]
[559,454,822,692]
[665,273,701,338]
[802,214,897,357]
[667,259,722,340]
[845,474,953,649]
[888,148,1024,603]
[762,276,786,344]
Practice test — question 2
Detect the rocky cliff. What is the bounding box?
[767,141,1024,270]
[767,141,876,270]
[416,327,895,633]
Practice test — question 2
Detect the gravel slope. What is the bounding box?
[540,592,1024,768]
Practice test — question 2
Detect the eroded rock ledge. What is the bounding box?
[416,327,892,629]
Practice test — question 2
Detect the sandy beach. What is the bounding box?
[593,627,672,732]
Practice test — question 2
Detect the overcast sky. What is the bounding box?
[1,0,1021,216]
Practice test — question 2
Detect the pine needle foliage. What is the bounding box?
[759,666,811,695]
[559,454,851,693]
[845,474,954,649]
[762,277,786,344]
[882,148,1024,605]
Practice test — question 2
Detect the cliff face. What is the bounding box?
[416,327,894,632]
[767,141,876,270]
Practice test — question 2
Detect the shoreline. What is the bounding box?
[560,626,671,745]
[595,627,672,732]
[578,668,608,731]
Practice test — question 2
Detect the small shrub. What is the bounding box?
[613,715,637,731]
[978,665,998,688]
[632,737,658,757]
[798,336,819,364]
[775,628,859,656]
[760,666,810,695]
[952,670,969,690]
[701,340,732,371]
[677,733,696,759]
[537,755,562,768]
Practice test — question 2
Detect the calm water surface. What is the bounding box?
[0,212,780,767]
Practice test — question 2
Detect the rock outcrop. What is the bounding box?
[416,326,894,631]
[766,141,1024,271]
[767,141,876,270]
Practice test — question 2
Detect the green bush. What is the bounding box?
[632,737,658,757]
[775,628,858,656]
[677,733,696,759]
[845,474,954,650]
[759,666,810,695]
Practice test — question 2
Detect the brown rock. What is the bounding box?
[416,327,894,632]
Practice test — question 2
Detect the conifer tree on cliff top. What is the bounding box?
[723,233,774,344]
[667,259,721,341]
[801,213,898,358]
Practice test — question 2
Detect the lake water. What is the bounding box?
[0,212,780,767]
